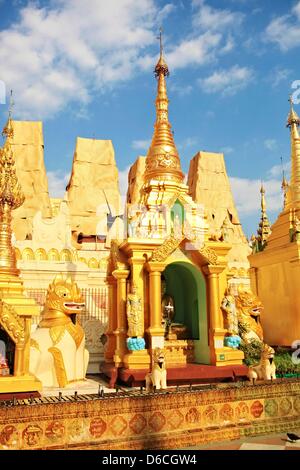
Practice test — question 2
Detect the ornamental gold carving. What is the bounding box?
[198,246,218,265]
[0,301,25,345]
[151,235,184,262]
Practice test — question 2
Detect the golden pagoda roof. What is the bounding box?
[144,32,184,183]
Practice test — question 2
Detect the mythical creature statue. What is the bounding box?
[145,348,167,391]
[248,343,276,383]
[235,288,264,343]
[29,274,89,388]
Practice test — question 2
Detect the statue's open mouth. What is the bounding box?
[64,302,85,311]
[251,307,262,316]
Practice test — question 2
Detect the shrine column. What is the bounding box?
[203,264,227,365]
[105,275,117,362]
[146,262,165,349]
[112,269,129,367]
[129,256,145,334]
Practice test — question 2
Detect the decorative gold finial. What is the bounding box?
[260,181,266,212]
[286,94,300,206]
[253,182,271,252]
[2,90,14,141]
[280,157,289,208]
[287,94,300,127]
[0,94,25,276]
[144,30,184,183]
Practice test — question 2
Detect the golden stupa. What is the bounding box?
[249,96,300,346]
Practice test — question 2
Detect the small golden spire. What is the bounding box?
[280,157,289,208]
[286,95,300,206]
[0,93,25,276]
[255,182,271,251]
[144,29,184,183]
[2,90,14,142]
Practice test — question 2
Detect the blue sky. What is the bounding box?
[0,0,300,236]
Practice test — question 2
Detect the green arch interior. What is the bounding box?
[170,199,184,226]
[163,261,210,364]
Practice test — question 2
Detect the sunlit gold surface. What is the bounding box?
[250,99,300,346]
[0,111,41,393]
[287,97,300,207]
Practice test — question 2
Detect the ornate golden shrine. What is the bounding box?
[0,104,41,393]
[104,41,244,379]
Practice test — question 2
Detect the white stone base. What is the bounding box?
[41,376,116,396]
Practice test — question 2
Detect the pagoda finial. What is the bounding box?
[0,91,25,276]
[286,94,300,206]
[159,27,163,58]
[280,157,289,208]
[287,94,300,127]
[253,182,271,252]
[144,31,184,183]
[2,90,14,141]
[260,181,266,212]
[154,27,169,78]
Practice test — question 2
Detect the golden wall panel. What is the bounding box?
[0,380,300,449]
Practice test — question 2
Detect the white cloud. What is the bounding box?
[156,3,176,23]
[264,139,278,151]
[139,1,243,73]
[0,0,159,119]
[0,0,242,119]
[270,67,292,88]
[198,65,254,96]
[265,1,300,51]
[169,83,193,97]
[229,176,283,215]
[138,31,224,72]
[47,170,70,198]
[268,161,290,179]
[192,2,243,31]
[178,137,198,151]
[132,139,151,151]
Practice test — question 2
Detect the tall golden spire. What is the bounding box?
[144,29,184,183]
[0,91,25,276]
[255,183,271,251]
[287,94,300,206]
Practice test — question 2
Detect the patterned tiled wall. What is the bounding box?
[1,381,300,449]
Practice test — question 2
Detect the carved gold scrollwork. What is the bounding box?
[0,301,25,345]
[151,235,184,262]
[198,246,218,265]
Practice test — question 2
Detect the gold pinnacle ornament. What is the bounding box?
[287,94,300,206]
[0,91,25,276]
[144,28,184,183]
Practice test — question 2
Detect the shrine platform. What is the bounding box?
[101,362,248,388]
